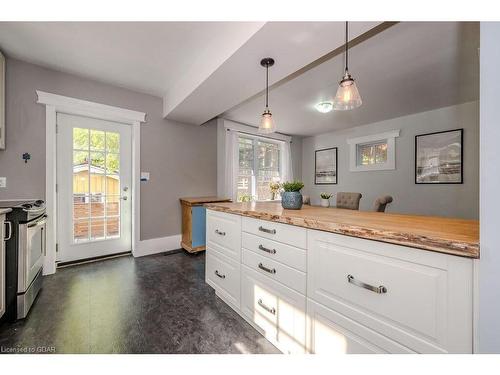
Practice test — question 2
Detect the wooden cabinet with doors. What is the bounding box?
[180,197,231,253]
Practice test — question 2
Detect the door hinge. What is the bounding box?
[56,243,59,253]
[55,123,58,133]
[55,184,58,193]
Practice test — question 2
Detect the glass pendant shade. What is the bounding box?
[333,72,362,111]
[259,108,275,134]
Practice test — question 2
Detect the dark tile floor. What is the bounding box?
[0,251,280,354]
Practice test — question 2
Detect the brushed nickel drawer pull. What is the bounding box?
[347,274,387,294]
[215,270,226,279]
[215,229,226,236]
[258,299,276,315]
[258,226,276,235]
[258,244,276,254]
[258,262,276,274]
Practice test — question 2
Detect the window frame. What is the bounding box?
[237,134,283,202]
[347,130,400,172]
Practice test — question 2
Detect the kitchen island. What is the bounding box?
[204,202,478,354]
[204,201,479,258]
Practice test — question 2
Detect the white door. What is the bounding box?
[56,113,132,263]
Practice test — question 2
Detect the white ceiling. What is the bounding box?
[162,22,381,124]
[0,21,382,127]
[223,22,480,136]
[0,22,264,97]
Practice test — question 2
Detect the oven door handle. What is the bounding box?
[4,220,12,241]
[27,215,48,228]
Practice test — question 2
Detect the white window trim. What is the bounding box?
[347,130,400,172]
[36,90,146,275]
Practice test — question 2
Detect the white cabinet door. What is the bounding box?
[206,249,241,309]
[241,265,307,354]
[307,229,473,353]
[1,215,6,318]
[306,299,415,354]
[207,210,242,261]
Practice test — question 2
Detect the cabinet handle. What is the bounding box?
[258,262,276,274]
[347,274,387,294]
[258,226,276,235]
[215,229,226,236]
[258,299,276,315]
[214,270,226,279]
[4,221,12,241]
[258,244,276,254]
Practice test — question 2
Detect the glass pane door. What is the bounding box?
[72,128,122,243]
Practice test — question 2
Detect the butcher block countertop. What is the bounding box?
[204,202,479,258]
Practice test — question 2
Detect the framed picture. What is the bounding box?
[415,129,463,184]
[315,147,338,185]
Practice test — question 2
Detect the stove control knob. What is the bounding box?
[22,204,33,209]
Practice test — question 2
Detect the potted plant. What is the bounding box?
[320,192,333,208]
[280,181,305,210]
[269,181,281,201]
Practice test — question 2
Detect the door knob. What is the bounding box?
[121,196,128,201]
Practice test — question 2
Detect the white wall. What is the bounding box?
[301,101,479,219]
[478,22,500,353]
[216,118,302,197]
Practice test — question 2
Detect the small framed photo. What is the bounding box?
[415,129,463,184]
[315,147,338,185]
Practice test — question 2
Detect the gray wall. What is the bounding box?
[302,101,479,219]
[0,58,217,240]
[479,22,500,353]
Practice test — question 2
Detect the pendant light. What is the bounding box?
[259,57,276,134]
[333,22,362,110]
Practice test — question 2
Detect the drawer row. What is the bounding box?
[205,210,474,354]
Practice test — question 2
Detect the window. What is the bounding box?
[356,141,388,166]
[237,136,281,202]
[347,130,400,172]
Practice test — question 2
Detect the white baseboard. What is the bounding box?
[133,234,182,257]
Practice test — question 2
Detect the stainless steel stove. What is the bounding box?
[0,199,46,322]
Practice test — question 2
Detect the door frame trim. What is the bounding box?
[36,90,146,275]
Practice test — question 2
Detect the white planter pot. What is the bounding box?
[320,198,330,208]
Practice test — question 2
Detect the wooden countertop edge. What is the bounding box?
[205,204,479,259]
[179,197,231,206]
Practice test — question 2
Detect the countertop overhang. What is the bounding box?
[204,202,479,258]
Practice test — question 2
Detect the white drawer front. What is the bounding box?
[207,210,241,261]
[242,217,306,249]
[241,265,307,354]
[242,249,306,295]
[307,229,473,353]
[306,299,414,354]
[242,232,306,272]
[206,249,240,309]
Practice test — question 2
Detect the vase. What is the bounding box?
[320,198,330,208]
[281,191,303,210]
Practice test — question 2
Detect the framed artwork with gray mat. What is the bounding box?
[415,129,463,184]
[315,147,338,185]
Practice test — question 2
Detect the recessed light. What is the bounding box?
[315,101,333,113]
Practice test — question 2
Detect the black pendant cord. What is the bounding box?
[345,21,349,73]
[265,63,269,108]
